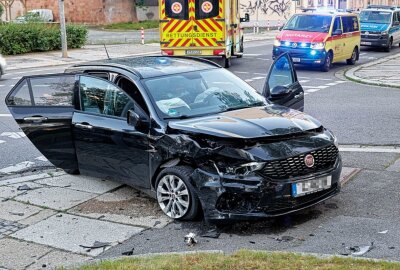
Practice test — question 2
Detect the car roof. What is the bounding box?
[297,11,357,16]
[74,56,221,79]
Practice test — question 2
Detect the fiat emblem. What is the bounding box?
[292,42,298,48]
[304,154,315,168]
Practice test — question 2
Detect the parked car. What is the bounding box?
[273,11,361,72]
[14,9,54,23]
[5,55,341,221]
[0,54,6,79]
[360,5,400,52]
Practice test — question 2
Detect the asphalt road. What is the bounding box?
[0,41,399,175]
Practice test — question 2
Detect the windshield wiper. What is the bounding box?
[164,115,192,120]
[221,103,265,113]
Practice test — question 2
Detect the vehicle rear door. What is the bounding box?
[160,0,193,49]
[5,74,79,172]
[193,0,225,49]
[72,75,150,188]
[263,53,304,111]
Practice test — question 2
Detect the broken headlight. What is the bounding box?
[218,162,266,176]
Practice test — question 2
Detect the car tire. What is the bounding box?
[223,56,231,68]
[237,38,244,58]
[156,166,200,221]
[321,51,333,72]
[384,38,393,52]
[64,168,80,175]
[346,48,358,65]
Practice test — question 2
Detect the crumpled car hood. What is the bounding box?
[168,106,322,139]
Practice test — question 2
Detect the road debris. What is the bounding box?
[341,242,374,256]
[9,212,24,216]
[79,241,111,251]
[184,232,198,246]
[121,247,135,256]
[17,184,32,191]
[201,228,220,239]
[153,221,161,227]
[378,230,388,234]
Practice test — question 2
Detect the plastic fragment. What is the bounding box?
[184,232,198,246]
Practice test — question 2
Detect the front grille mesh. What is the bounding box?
[260,144,339,179]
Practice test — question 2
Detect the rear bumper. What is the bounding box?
[360,36,390,47]
[272,46,327,65]
[161,47,227,57]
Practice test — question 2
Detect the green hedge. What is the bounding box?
[0,23,88,55]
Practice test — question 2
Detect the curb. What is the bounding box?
[344,52,400,89]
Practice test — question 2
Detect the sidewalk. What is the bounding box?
[4,31,278,72]
[345,52,400,89]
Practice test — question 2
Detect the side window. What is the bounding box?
[332,17,342,32]
[268,55,294,91]
[7,80,32,106]
[85,72,109,80]
[195,0,219,19]
[30,75,75,106]
[341,16,358,33]
[6,75,75,106]
[115,76,149,115]
[165,0,189,20]
[79,76,134,118]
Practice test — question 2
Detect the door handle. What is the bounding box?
[75,123,93,130]
[294,92,304,99]
[23,116,48,123]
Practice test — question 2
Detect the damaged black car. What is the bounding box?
[5,54,341,221]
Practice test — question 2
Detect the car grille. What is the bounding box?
[260,144,339,180]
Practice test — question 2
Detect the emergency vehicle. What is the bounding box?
[159,0,249,68]
[273,11,361,72]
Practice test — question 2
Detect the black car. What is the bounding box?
[5,54,341,221]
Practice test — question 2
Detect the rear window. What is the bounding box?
[195,0,219,19]
[30,76,75,106]
[341,16,359,32]
[284,14,333,33]
[165,0,189,20]
[7,80,32,106]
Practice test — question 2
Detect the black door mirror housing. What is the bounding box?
[332,29,343,36]
[270,85,291,98]
[127,109,141,127]
[240,13,250,22]
[278,26,284,31]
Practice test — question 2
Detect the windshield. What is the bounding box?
[143,69,267,119]
[283,14,333,33]
[360,10,391,24]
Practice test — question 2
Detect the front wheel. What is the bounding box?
[156,166,200,220]
[384,38,393,52]
[321,51,333,72]
[346,48,358,65]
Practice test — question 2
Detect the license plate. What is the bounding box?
[361,41,372,45]
[186,50,202,55]
[292,176,332,197]
[292,57,301,63]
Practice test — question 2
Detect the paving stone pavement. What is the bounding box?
[0,219,26,239]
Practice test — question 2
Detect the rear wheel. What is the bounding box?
[346,47,358,65]
[156,166,200,221]
[321,51,333,72]
[384,38,393,52]
[223,56,231,68]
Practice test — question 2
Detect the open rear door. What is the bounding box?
[263,53,304,111]
[5,74,79,173]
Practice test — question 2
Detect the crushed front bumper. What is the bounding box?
[191,156,342,221]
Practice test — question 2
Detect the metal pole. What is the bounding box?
[58,0,68,58]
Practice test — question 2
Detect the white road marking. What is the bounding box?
[253,72,267,76]
[339,146,400,153]
[35,156,48,162]
[304,92,309,95]
[252,76,265,80]
[306,89,320,93]
[360,53,367,56]
[245,79,254,82]
[0,114,12,117]
[303,85,329,89]
[0,140,5,144]
[368,57,376,60]
[5,67,66,76]
[0,132,26,139]
[315,78,332,81]
[298,76,310,79]
[245,54,262,56]
[0,85,5,87]
[235,71,250,74]
[255,58,270,61]
[0,161,35,174]
[335,81,347,84]
[12,77,21,80]
[299,80,310,83]
[325,82,339,86]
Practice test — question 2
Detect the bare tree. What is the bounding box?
[0,0,15,21]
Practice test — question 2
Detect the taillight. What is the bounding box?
[213,49,225,56]
[161,50,174,56]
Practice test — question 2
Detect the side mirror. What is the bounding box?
[240,13,250,22]
[394,21,400,26]
[278,26,284,31]
[332,29,343,36]
[270,85,291,98]
[127,109,141,127]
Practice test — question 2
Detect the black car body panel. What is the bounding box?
[5,55,340,221]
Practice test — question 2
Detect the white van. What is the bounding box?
[15,9,54,23]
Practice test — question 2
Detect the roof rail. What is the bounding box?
[367,5,396,10]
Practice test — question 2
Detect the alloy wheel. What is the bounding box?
[157,174,190,219]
